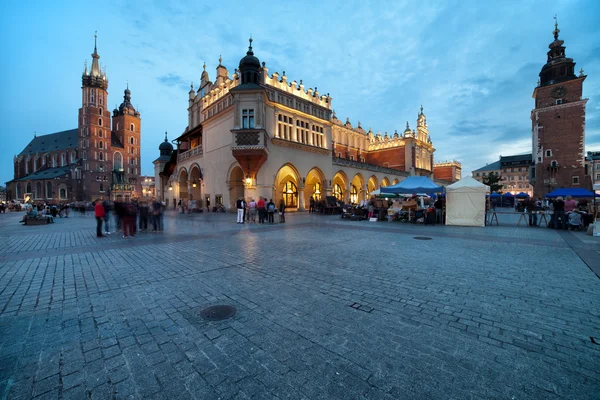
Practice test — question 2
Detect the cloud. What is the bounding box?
[156,73,189,91]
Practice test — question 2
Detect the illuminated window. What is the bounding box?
[282,181,298,208]
[312,182,322,201]
[333,184,343,201]
[350,185,358,204]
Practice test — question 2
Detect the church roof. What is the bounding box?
[14,165,72,181]
[19,129,78,157]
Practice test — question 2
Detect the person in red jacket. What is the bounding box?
[94,200,105,237]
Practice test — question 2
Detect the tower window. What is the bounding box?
[130,137,134,145]
[130,124,135,131]
[98,118,102,126]
[99,108,103,115]
[99,130,103,138]
[555,99,563,105]
[545,150,552,157]
[99,141,104,149]
[572,176,579,185]
[242,109,255,129]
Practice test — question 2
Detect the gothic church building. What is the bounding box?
[7,36,142,203]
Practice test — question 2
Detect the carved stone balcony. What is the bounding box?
[177,145,203,163]
[231,129,269,178]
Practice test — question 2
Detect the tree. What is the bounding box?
[482,172,503,193]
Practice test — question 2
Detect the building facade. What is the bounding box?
[433,161,461,183]
[154,40,460,210]
[6,36,142,203]
[472,155,534,196]
[588,151,600,187]
[530,20,590,197]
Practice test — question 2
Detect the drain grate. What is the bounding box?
[200,305,237,321]
[350,303,374,313]
[413,236,432,240]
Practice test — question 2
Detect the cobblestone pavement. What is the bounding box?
[0,210,599,399]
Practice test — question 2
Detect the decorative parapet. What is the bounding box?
[333,158,409,177]
[433,160,462,168]
[177,146,203,162]
[198,77,239,109]
[263,69,332,109]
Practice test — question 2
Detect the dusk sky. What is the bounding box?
[1,0,599,187]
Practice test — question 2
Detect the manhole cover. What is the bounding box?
[413,236,432,240]
[200,305,237,321]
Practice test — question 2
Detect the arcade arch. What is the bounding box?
[351,173,365,204]
[381,177,390,187]
[305,167,326,205]
[189,164,202,201]
[228,165,245,210]
[274,163,301,210]
[178,168,189,203]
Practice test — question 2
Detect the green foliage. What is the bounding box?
[482,172,503,193]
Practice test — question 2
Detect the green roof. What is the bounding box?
[19,129,78,156]
[14,165,72,181]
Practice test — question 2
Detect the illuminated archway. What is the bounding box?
[381,177,390,187]
[332,170,348,202]
[228,165,245,210]
[368,175,378,195]
[392,178,400,185]
[178,168,189,202]
[305,166,326,205]
[189,164,202,201]
[274,163,301,210]
[351,173,365,203]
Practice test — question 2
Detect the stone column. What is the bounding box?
[298,186,306,211]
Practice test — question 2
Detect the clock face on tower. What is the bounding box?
[551,86,566,98]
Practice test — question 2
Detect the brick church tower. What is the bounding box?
[112,85,141,198]
[79,33,110,200]
[531,18,588,197]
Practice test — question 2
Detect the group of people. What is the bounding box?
[236,197,285,224]
[522,195,591,230]
[94,200,166,238]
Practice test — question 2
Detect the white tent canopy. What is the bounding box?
[445,177,490,227]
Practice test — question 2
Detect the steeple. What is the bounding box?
[90,31,101,77]
[238,37,261,85]
[538,17,577,87]
[82,31,108,90]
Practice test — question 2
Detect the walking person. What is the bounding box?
[367,198,375,219]
[94,200,105,238]
[206,197,210,212]
[309,197,315,213]
[267,198,276,224]
[122,203,136,238]
[279,198,286,223]
[236,197,245,224]
[243,197,248,222]
[257,197,266,224]
[434,196,443,224]
[102,201,111,234]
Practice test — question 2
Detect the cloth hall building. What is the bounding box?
[6,37,142,203]
[154,39,460,210]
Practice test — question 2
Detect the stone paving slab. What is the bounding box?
[0,210,599,399]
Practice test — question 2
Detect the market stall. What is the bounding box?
[445,177,489,227]
[381,177,444,223]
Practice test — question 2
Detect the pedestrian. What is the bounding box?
[267,198,276,224]
[206,197,211,212]
[102,201,111,234]
[159,201,165,231]
[94,200,105,237]
[243,197,248,222]
[122,203,136,238]
[524,197,537,227]
[552,196,566,230]
[367,198,375,219]
[236,197,245,224]
[434,196,443,224]
[248,198,257,222]
[151,201,161,231]
[279,198,286,223]
[257,197,266,224]
[139,201,149,231]
[178,199,184,214]
[309,197,315,213]
[564,195,577,213]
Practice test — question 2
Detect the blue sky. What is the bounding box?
[1,0,599,187]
